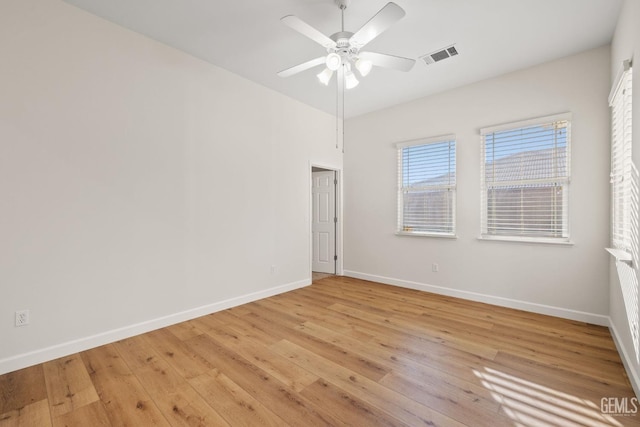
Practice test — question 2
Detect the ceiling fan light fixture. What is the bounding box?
[355,58,372,77]
[317,67,333,85]
[326,53,342,71]
[345,69,359,89]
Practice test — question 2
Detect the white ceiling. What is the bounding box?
[63,0,622,118]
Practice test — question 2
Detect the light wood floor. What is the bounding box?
[1,276,638,426]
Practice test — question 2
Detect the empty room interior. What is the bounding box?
[2,0,640,425]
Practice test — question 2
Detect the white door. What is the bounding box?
[312,171,336,273]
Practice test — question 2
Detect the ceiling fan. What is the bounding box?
[277,0,415,89]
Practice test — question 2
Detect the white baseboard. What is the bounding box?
[608,320,640,398]
[343,270,610,326]
[0,278,310,376]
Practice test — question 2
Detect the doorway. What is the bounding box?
[312,167,338,277]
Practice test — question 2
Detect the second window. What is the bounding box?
[480,113,571,242]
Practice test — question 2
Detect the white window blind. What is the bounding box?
[397,136,456,236]
[481,113,571,241]
[610,64,633,251]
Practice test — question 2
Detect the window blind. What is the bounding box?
[610,66,633,250]
[397,136,456,236]
[481,114,571,241]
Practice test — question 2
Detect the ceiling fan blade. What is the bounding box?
[277,57,326,77]
[349,2,405,48]
[281,15,337,49]
[359,52,415,72]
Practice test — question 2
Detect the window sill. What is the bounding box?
[477,235,574,246]
[396,231,457,239]
[605,248,633,266]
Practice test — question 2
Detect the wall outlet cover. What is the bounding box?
[15,310,30,327]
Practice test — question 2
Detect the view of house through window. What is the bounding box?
[481,114,571,242]
[397,136,456,236]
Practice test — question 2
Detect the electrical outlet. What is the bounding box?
[432,263,439,272]
[15,310,30,327]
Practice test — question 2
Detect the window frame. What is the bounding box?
[396,134,457,238]
[479,112,572,245]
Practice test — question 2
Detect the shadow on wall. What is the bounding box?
[616,162,640,363]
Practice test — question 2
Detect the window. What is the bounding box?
[480,113,571,243]
[608,61,637,361]
[610,63,633,252]
[397,135,456,236]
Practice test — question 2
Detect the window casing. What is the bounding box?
[480,113,571,243]
[397,135,456,237]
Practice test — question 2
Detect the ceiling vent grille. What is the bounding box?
[420,44,459,66]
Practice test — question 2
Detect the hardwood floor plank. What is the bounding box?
[184,333,343,426]
[189,369,288,427]
[225,304,253,317]
[52,401,110,427]
[166,321,204,341]
[203,310,285,347]
[81,344,170,426]
[296,321,501,411]
[328,302,499,360]
[0,365,48,415]
[325,281,615,355]
[271,339,467,427]
[367,297,624,383]
[320,277,614,344]
[377,371,514,427]
[143,327,214,380]
[492,351,638,402]
[0,399,51,427]
[300,379,411,427]
[195,321,319,392]
[248,302,390,382]
[260,292,376,341]
[322,292,486,337]
[312,302,495,370]
[496,394,622,427]
[42,355,99,418]
[114,335,231,426]
[495,347,627,388]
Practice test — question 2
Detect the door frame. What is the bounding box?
[309,162,343,278]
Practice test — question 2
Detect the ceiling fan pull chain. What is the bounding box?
[336,71,339,150]
[342,73,344,154]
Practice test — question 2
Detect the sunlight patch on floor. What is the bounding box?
[474,367,626,427]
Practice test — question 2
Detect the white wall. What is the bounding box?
[344,46,611,323]
[0,0,342,374]
[609,0,640,395]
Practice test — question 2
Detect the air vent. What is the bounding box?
[420,44,459,66]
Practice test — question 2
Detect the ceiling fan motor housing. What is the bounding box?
[331,31,354,45]
[329,31,359,62]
